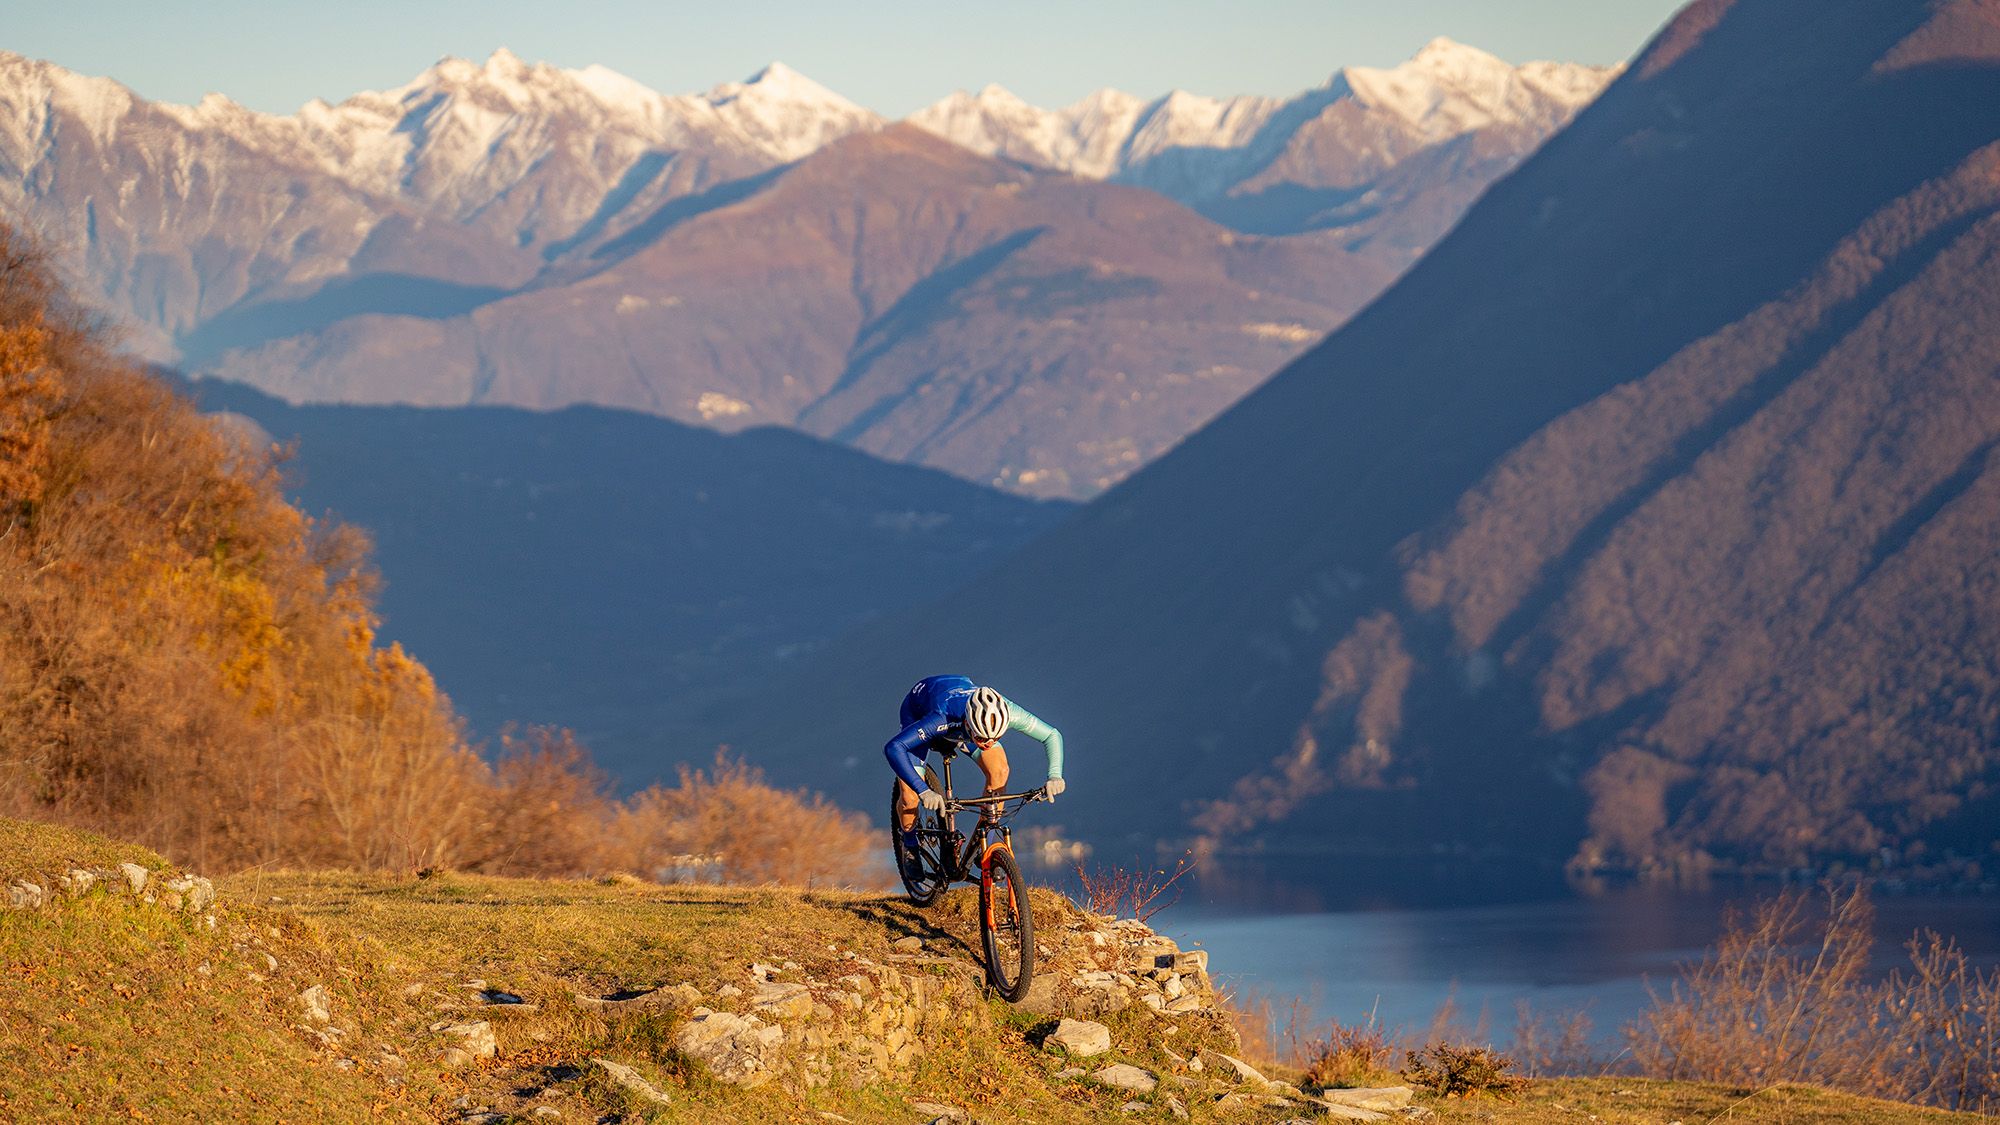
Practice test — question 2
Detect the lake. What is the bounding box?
[1157,866,2000,1052]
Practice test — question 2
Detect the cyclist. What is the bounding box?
[887,675,1064,851]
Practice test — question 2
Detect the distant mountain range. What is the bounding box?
[0,42,1615,497]
[746,0,2000,874]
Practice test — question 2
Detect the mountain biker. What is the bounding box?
[887,675,1064,851]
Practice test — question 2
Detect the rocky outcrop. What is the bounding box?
[3,862,214,924]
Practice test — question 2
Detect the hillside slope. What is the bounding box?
[740,0,2000,872]
[4,817,1984,1123]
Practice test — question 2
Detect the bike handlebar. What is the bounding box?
[946,787,1049,813]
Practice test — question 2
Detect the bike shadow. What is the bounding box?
[826,891,984,964]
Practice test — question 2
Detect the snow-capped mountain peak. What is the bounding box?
[908,39,1619,191]
[1340,37,1613,139]
[703,61,881,161]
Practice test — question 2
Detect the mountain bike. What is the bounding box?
[889,746,1048,1002]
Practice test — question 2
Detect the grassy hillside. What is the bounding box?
[2,816,1986,1123]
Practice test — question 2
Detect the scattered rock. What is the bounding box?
[161,875,215,912]
[1164,1094,1189,1120]
[117,863,148,894]
[590,1058,671,1106]
[751,980,813,1020]
[436,1020,497,1066]
[1092,1063,1158,1094]
[1320,1106,1389,1122]
[1119,1102,1148,1116]
[1171,950,1208,974]
[530,1108,562,1119]
[296,985,333,1024]
[58,869,97,896]
[1320,1086,1414,1112]
[1054,1067,1084,1079]
[5,881,44,909]
[575,982,702,1012]
[909,1101,964,1120]
[891,936,924,952]
[674,1010,783,1086]
[1199,1049,1270,1086]
[1044,1017,1112,1058]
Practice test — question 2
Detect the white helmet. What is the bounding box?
[964,686,1010,742]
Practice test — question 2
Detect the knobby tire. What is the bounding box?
[981,844,1034,1001]
[891,778,944,906]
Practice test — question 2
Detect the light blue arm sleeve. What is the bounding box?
[1003,696,1064,780]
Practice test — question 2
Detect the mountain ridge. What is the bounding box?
[0,41,1612,497]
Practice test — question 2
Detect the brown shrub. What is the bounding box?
[1630,884,1999,1112]
[1402,1042,1529,1098]
[1298,1010,1402,1088]
[609,751,886,888]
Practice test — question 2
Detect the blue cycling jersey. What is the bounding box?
[884,674,1064,794]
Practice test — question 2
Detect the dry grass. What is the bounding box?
[1073,851,1197,922]
[1630,884,2000,1113]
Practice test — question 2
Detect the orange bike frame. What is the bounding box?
[980,838,1013,928]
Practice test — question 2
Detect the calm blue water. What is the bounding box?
[1156,871,2000,1050]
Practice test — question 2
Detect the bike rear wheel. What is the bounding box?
[980,844,1034,1001]
[891,777,946,906]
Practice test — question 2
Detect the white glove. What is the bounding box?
[918,788,946,813]
[1044,777,1066,799]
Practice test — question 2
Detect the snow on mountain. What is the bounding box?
[908,38,1619,204]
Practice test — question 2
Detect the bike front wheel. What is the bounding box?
[980,844,1035,1001]
[891,777,946,906]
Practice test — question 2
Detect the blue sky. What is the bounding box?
[10,1,1686,116]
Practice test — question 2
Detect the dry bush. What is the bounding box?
[609,751,885,888]
[1402,1042,1530,1098]
[1630,884,1999,1112]
[1073,850,1196,921]
[1298,1009,1403,1088]
[1509,1001,1598,1077]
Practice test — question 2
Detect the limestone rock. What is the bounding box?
[1044,1018,1112,1058]
[909,1101,964,1121]
[1092,1063,1158,1094]
[1321,1086,1414,1112]
[751,980,813,1020]
[1200,1049,1269,1086]
[438,1020,498,1063]
[297,985,333,1024]
[675,1010,783,1086]
[891,936,924,952]
[58,869,97,896]
[1321,1105,1389,1122]
[6,881,45,909]
[575,982,701,1012]
[1172,950,1209,974]
[160,875,215,913]
[117,863,148,894]
[590,1058,672,1106]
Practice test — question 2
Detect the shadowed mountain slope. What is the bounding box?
[736,0,2000,871]
[191,380,1069,774]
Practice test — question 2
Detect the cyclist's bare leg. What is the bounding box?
[895,779,918,832]
[975,742,1010,797]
